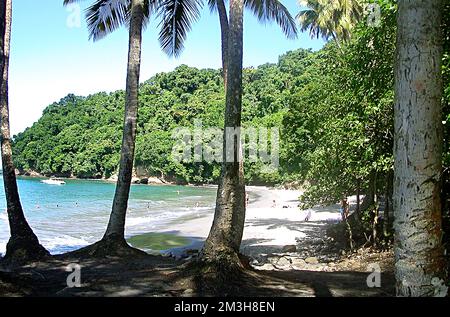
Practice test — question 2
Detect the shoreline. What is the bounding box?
[15,173,219,188]
[6,175,342,259]
[146,186,343,258]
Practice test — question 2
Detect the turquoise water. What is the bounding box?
[0,176,216,255]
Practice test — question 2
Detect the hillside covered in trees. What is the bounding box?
[12,49,312,185]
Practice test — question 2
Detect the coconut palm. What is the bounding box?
[0,0,49,265]
[160,0,297,266]
[297,0,363,42]
[202,0,296,265]
[200,0,246,267]
[63,0,202,254]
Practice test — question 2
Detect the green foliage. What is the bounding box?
[12,54,313,184]
[285,1,396,207]
[284,0,449,208]
[297,0,364,42]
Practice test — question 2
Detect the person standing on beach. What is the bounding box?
[340,198,349,221]
[304,209,312,222]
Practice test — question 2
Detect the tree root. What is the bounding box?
[59,235,148,260]
[186,251,251,296]
[1,236,49,268]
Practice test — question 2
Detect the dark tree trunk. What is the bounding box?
[0,0,48,265]
[202,0,245,266]
[103,0,144,242]
[394,0,447,297]
[372,172,379,245]
[360,172,375,212]
[383,170,393,238]
[354,177,361,224]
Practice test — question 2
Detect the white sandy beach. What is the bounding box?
[162,186,346,257]
[0,184,353,257]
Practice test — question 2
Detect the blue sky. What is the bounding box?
[8,0,324,135]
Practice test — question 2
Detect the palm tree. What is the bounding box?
[0,0,49,265]
[63,0,201,255]
[200,0,245,267]
[394,0,447,297]
[297,0,363,43]
[201,0,296,266]
[159,0,296,266]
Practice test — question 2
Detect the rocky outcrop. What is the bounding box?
[15,169,42,177]
[133,177,166,185]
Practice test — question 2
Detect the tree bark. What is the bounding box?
[394,0,447,297]
[202,0,246,265]
[216,0,229,89]
[356,178,361,216]
[372,172,379,244]
[0,0,48,264]
[103,0,144,241]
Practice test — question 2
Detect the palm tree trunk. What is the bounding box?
[394,0,447,297]
[216,0,229,88]
[202,0,245,265]
[103,0,144,241]
[0,0,48,264]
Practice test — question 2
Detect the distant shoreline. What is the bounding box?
[14,172,217,187]
[14,171,289,190]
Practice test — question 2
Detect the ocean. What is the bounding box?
[0,176,217,255]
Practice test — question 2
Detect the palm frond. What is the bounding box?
[64,0,156,41]
[245,0,297,39]
[157,0,203,58]
[207,0,218,12]
[297,0,362,42]
[63,0,85,5]
[85,0,131,41]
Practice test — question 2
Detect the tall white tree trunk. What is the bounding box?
[394,0,447,297]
